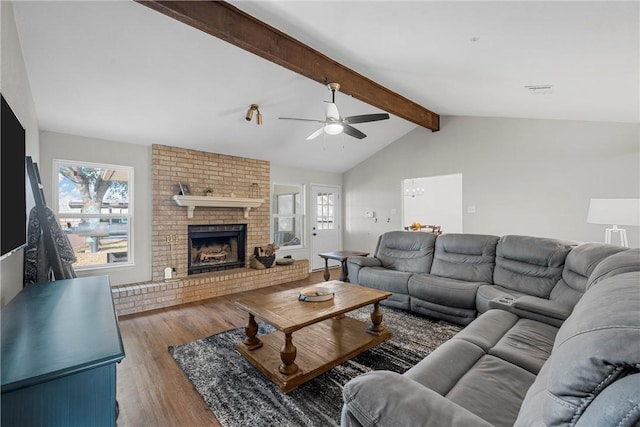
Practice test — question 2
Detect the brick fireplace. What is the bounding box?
[150,145,271,282]
[188,224,246,274]
[110,145,309,316]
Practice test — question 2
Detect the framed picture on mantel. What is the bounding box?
[178,182,191,196]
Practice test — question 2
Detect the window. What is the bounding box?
[54,159,133,270]
[272,183,304,249]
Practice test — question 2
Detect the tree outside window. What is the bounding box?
[54,159,133,269]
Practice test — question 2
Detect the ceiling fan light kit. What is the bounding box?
[324,123,343,135]
[279,82,390,140]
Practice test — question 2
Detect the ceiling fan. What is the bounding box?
[279,83,390,140]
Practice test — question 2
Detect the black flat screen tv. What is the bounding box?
[1,94,27,259]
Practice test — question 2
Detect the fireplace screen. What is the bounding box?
[188,224,246,275]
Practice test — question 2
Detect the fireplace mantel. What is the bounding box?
[172,195,265,219]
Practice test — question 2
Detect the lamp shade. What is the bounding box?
[587,198,640,226]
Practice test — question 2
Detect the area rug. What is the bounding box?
[168,306,462,427]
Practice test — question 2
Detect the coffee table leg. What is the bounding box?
[368,302,385,336]
[279,332,299,375]
[242,314,263,350]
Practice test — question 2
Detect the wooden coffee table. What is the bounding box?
[234,280,392,393]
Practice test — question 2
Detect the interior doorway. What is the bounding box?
[402,173,463,234]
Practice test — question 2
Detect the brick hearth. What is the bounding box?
[111,145,309,316]
[112,260,309,316]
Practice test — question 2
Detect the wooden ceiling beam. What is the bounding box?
[136,1,439,131]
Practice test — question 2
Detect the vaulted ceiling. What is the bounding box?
[11,1,639,173]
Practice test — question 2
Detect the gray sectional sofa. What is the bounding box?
[341,248,640,427]
[347,231,627,326]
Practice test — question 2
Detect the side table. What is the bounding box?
[319,250,370,282]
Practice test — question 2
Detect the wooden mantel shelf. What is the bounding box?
[172,195,265,219]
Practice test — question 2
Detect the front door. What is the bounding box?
[310,184,342,270]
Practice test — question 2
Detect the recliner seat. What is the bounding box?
[409,233,499,325]
[347,230,437,310]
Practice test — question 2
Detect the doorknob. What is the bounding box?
[313,233,317,236]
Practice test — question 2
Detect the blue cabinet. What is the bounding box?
[1,276,125,426]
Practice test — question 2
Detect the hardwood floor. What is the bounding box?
[116,268,341,427]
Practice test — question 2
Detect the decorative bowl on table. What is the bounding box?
[298,286,334,302]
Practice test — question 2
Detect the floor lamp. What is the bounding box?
[587,198,640,247]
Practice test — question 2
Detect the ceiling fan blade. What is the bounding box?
[325,102,340,120]
[343,124,367,139]
[279,117,325,123]
[306,126,325,140]
[343,113,390,124]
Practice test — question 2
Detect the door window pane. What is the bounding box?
[316,192,335,230]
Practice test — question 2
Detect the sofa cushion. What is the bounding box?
[358,267,412,294]
[341,370,494,427]
[493,235,575,298]
[488,318,557,375]
[346,256,382,285]
[408,274,481,309]
[375,230,437,273]
[410,299,476,326]
[454,309,557,375]
[585,247,640,289]
[516,271,640,426]
[446,354,536,427]
[513,358,551,426]
[453,309,520,352]
[550,242,628,307]
[404,338,486,395]
[430,233,499,283]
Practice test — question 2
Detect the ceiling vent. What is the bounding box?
[525,85,554,95]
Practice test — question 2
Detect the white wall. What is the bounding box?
[271,163,342,266]
[39,131,152,286]
[0,1,40,305]
[344,115,640,254]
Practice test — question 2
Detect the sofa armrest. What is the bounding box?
[512,295,572,320]
[347,256,382,268]
[346,257,381,285]
[342,370,493,427]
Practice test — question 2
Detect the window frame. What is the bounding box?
[52,158,134,271]
[271,182,305,251]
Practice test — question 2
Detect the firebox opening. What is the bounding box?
[188,224,246,275]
